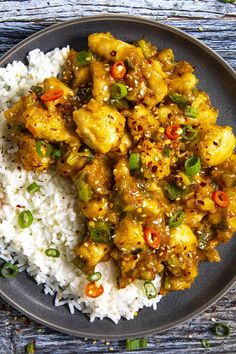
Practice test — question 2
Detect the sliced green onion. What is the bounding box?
[164,183,183,201]
[128,153,141,170]
[211,323,231,337]
[26,341,35,354]
[27,182,40,194]
[72,256,86,270]
[111,83,128,100]
[89,220,111,243]
[36,140,52,158]
[136,38,156,58]
[0,262,18,278]
[126,338,148,351]
[18,210,33,229]
[201,339,210,348]
[87,272,102,282]
[74,173,93,203]
[144,280,157,299]
[52,148,62,159]
[168,211,185,228]
[184,105,198,118]
[169,92,188,107]
[45,248,60,258]
[185,156,201,176]
[163,145,171,157]
[77,50,92,65]
[182,125,198,141]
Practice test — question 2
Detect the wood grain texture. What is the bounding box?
[0,0,236,353]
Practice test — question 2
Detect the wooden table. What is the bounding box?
[0,1,236,353]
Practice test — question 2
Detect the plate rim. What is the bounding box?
[0,14,235,339]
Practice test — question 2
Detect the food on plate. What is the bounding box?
[0,33,235,322]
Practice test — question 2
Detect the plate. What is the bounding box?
[0,15,236,339]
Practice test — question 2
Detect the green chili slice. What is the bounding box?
[89,220,111,243]
[51,148,62,159]
[164,183,183,201]
[201,339,211,348]
[184,105,198,118]
[77,50,92,65]
[87,272,102,282]
[0,262,18,278]
[144,280,157,299]
[182,125,198,141]
[169,92,188,107]
[45,248,60,258]
[126,338,148,351]
[36,140,52,158]
[18,210,33,229]
[128,153,141,170]
[185,156,201,176]
[168,211,185,228]
[211,323,231,337]
[27,182,40,194]
[111,83,128,100]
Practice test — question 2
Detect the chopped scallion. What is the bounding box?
[168,210,185,228]
[169,92,188,107]
[201,339,211,348]
[89,220,111,243]
[36,140,52,158]
[27,182,40,194]
[129,153,141,171]
[126,338,148,351]
[144,280,157,299]
[211,323,231,337]
[185,156,201,176]
[26,341,35,354]
[0,262,18,278]
[87,272,102,282]
[45,248,60,258]
[77,50,92,65]
[18,210,33,229]
[182,125,198,141]
[111,83,128,100]
[184,105,198,118]
[164,183,183,201]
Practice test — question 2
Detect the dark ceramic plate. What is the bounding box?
[0,15,236,339]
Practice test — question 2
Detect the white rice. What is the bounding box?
[0,47,162,323]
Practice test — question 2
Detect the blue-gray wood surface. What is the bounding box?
[0,0,236,353]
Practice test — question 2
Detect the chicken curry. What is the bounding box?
[4,33,236,298]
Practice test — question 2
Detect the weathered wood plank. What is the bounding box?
[0,20,236,69]
[0,286,235,353]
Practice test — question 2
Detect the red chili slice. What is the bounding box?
[41,89,63,102]
[111,61,127,79]
[212,190,229,208]
[144,227,161,249]
[165,124,181,140]
[85,282,104,298]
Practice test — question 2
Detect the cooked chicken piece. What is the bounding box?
[42,77,74,111]
[91,61,111,103]
[73,99,125,153]
[16,133,51,172]
[114,216,146,254]
[128,104,159,139]
[88,32,143,61]
[24,105,80,147]
[75,240,111,271]
[4,93,38,125]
